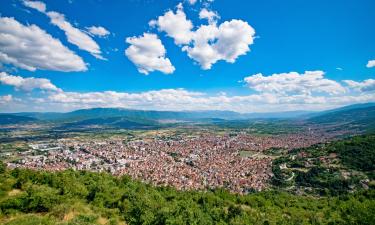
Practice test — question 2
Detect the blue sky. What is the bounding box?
[0,0,374,112]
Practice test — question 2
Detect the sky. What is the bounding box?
[0,0,374,113]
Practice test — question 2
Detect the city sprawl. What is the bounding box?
[6,129,343,193]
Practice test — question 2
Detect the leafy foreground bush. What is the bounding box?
[0,163,374,225]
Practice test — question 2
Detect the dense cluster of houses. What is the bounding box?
[8,131,336,193]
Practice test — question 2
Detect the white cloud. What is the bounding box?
[0,72,60,92]
[150,5,255,70]
[181,24,218,69]
[45,89,270,112]
[199,8,219,24]
[367,60,375,68]
[344,79,375,92]
[19,87,374,113]
[0,17,87,72]
[149,4,194,45]
[46,11,105,59]
[2,70,374,113]
[23,1,105,59]
[184,20,255,69]
[125,33,175,75]
[244,71,346,95]
[43,88,213,112]
[4,71,370,112]
[23,0,46,12]
[86,26,110,37]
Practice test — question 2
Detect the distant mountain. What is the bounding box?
[329,102,375,111]
[7,108,244,122]
[66,108,320,120]
[61,116,159,129]
[2,103,374,124]
[4,108,316,122]
[243,110,313,119]
[64,108,242,121]
[308,105,375,131]
[0,114,37,125]
[307,102,375,118]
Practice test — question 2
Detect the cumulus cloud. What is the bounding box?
[199,8,219,24]
[184,20,255,69]
[244,71,346,95]
[344,79,375,92]
[0,72,60,92]
[0,17,87,72]
[125,33,175,75]
[149,3,194,45]
[86,26,110,37]
[367,60,375,68]
[23,0,105,59]
[150,5,255,70]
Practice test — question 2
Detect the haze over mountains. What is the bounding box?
[1,103,374,129]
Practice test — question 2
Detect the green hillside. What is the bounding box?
[308,106,375,131]
[272,135,375,195]
[309,106,375,123]
[0,164,374,225]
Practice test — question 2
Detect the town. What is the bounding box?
[6,130,340,193]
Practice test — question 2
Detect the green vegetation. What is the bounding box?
[0,163,374,225]
[0,142,29,162]
[239,150,256,157]
[0,134,375,224]
[207,119,305,135]
[0,102,374,224]
[272,135,375,195]
[329,135,375,172]
[308,106,375,132]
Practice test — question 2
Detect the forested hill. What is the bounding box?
[271,135,375,196]
[308,105,375,125]
[0,163,374,225]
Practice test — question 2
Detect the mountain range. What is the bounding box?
[1,103,374,129]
